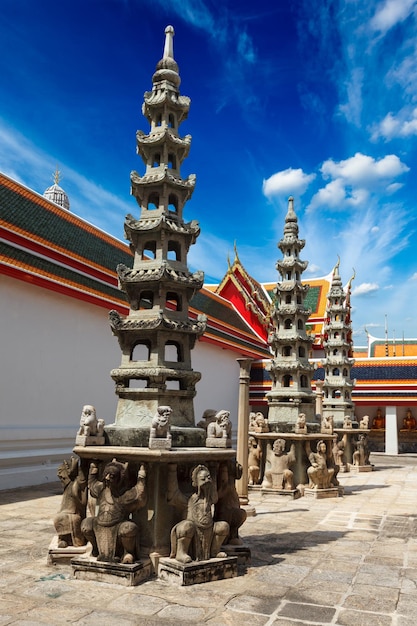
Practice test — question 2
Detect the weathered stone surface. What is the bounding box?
[72,558,153,586]
[158,556,237,586]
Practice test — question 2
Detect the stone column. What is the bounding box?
[385,406,398,455]
[315,379,324,417]
[236,358,253,510]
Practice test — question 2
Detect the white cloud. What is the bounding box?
[307,153,408,212]
[410,273,417,280]
[371,108,417,140]
[321,153,409,185]
[262,167,316,198]
[352,282,380,296]
[370,0,417,35]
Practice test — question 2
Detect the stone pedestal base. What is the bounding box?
[303,487,340,499]
[350,464,374,472]
[158,556,237,586]
[261,487,301,499]
[222,544,251,564]
[148,438,171,450]
[205,437,231,448]
[75,435,105,446]
[72,557,153,586]
[47,536,90,565]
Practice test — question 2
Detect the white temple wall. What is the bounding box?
[0,275,120,489]
[0,276,242,489]
[192,340,241,440]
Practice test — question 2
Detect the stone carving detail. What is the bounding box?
[76,405,105,446]
[359,415,369,429]
[167,464,229,563]
[306,440,337,489]
[252,412,269,433]
[206,410,232,448]
[248,436,262,485]
[149,405,172,449]
[54,457,87,548]
[332,435,346,468]
[343,415,353,429]
[295,412,307,434]
[353,433,371,466]
[81,459,147,564]
[215,461,247,546]
[262,439,296,490]
[321,414,333,434]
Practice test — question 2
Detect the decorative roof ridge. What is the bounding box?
[0,219,127,281]
[0,172,129,252]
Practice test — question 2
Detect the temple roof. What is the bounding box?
[0,172,269,359]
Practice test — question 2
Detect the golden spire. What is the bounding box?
[53,165,61,185]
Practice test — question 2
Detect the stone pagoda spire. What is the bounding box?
[320,260,356,426]
[108,25,206,434]
[266,197,316,429]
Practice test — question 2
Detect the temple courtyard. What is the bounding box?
[1,454,417,626]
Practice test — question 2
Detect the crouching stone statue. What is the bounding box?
[306,440,337,489]
[54,456,87,548]
[81,459,147,564]
[167,463,229,563]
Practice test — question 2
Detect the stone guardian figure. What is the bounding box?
[54,457,87,548]
[167,463,229,563]
[81,459,147,564]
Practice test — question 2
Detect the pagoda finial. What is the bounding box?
[53,165,61,185]
[163,25,175,60]
[334,256,340,275]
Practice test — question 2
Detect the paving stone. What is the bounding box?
[277,601,336,623]
[342,591,399,613]
[226,594,281,615]
[335,609,393,626]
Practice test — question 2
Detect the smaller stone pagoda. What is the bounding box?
[266,197,316,428]
[320,260,356,427]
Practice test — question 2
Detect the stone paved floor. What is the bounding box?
[1,454,417,625]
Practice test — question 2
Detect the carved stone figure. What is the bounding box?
[306,440,335,489]
[321,415,333,434]
[54,457,87,548]
[149,405,172,449]
[215,461,247,545]
[343,415,353,429]
[253,412,269,433]
[168,463,229,563]
[353,434,371,466]
[262,439,296,490]
[76,405,105,446]
[373,408,385,429]
[295,412,307,434]
[332,435,346,468]
[403,408,417,431]
[196,408,217,431]
[81,459,147,564]
[359,415,369,429]
[249,412,257,431]
[206,410,232,448]
[248,436,262,485]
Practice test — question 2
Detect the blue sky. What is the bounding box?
[1,0,417,345]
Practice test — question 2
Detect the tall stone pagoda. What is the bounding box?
[108,25,206,439]
[68,26,245,586]
[266,197,316,428]
[320,260,356,426]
